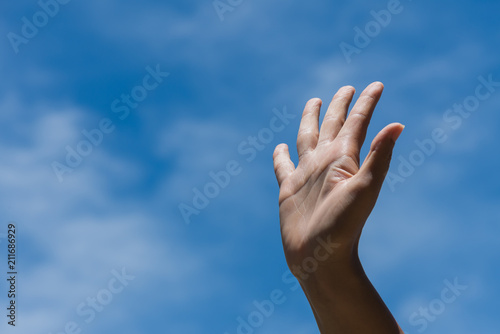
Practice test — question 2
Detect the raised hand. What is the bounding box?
[273,82,404,333]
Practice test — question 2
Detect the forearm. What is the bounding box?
[274,82,406,334]
[299,255,403,334]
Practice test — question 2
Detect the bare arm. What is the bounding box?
[273,82,404,333]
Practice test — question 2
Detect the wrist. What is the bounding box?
[297,252,363,300]
[286,232,360,283]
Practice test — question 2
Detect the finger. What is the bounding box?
[337,82,384,155]
[297,98,321,159]
[273,143,295,186]
[356,123,404,191]
[318,86,355,143]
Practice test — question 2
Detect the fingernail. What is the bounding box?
[391,124,405,142]
[340,85,355,93]
[368,81,384,94]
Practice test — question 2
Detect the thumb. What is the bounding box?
[273,143,295,186]
[357,123,404,190]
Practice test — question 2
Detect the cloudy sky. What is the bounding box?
[1,0,500,333]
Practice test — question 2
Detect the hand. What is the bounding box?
[274,82,403,271]
[273,82,404,333]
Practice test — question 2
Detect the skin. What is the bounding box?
[273,82,405,333]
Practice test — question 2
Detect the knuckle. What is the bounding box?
[349,112,369,121]
[332,92,352,102]
[356,174,374,189]
[322,114,343,124]
[274,160,288,172]
[360,93,377,103]
[297,129,318,140]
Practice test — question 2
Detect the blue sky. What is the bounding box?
[1,0,500,333]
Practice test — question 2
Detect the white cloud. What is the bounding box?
[0,97,230,333]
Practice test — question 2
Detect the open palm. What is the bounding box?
[273,82,404,271]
